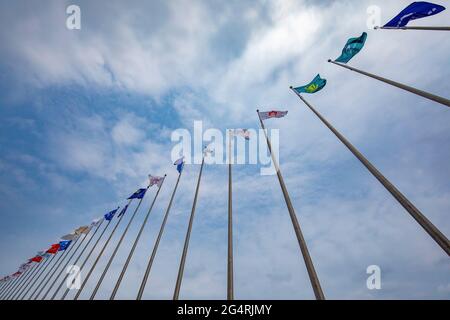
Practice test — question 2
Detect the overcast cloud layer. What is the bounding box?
[0,0,449,299]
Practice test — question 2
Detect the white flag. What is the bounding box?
[149,175,165,187]
[231,129,250,140]
[259,110,288,120]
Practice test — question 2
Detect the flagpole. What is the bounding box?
[110,176,166,300]
[375,26,450,31]
[89,192,148,300]
[18,253,57,300]
[173,155,205,300]
[29,248,70,300]
[290,90,450,256]
[73,201,132,300]
[137,171,183,300]
[40,221,103,300]
[227,130,234,300]
[5,264,37,299]
[10,260,44,300]
[56,220,112,300]
[257,110,325,300]
[0,274,22,300]
[328,60,450,108]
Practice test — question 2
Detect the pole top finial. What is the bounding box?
[256,109,259,112]
[289,86,293,89]
[374,26,379,30]
[327,59,332,63]
[164,174,167,177]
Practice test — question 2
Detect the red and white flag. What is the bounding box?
[259,110,288,120]
[149,175,165,187]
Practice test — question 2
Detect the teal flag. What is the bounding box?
[293,74,327,94]
[335,32,367,63]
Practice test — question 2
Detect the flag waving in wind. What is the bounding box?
[259,110,288,120]
[384,2,446,27]
[128,188,147,200]
[149,175,165,187]
[74,226,90,235]
[335,32,367,64]
[117,204,129,218]
[174,157,185,173]
[46,243,61,254]
[231,129,251,140]
[104,207,119,221]
[59,240,72,251]
[293,74,327,94]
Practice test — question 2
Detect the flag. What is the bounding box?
[59,240,72,251]
[149,175,165,188]
[61,233,78,241]
[204,144,214,156]
[74,226,90,235]
[46,243,61,254]
[104,207,119,221]
[231,129,250,140]
[384,2,446,27]
[174,157,185,173]
[19,262,32,272]
[128,188,147,200]
[12,271,22,278]
[90,217,103,228]
[117,204,129,218]
[335,32,367,64]
[41,252,52,259]
[259,110,288,120]
[293,74,327,94]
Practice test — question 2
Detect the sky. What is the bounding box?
[0,0,449,300]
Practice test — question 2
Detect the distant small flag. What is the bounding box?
[12,271,22,278]
[61,233,78,241]
[128,188,147,200]
[335,32,367,64]
[74,226,90,235]
[90,217,103,228]
[18,262,32,272]
[149,175,165,188]
[46,244,61,254]
[117,204,129,218]
[384,1,446,27]
[58,240,72,251]
[293,74,327,94]
[174,157,185,173]
[104,207,119,221]
[41,252,52,259]
[231,129,251,140]
[259,110,288,120]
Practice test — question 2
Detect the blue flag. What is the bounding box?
[104,207,119,221]
[384,2,445,27]
[117,204,129,218]
[128,188,147,200]
[335,32,367,64]
[174,157,185,173]
[58,240,72,251]
[293,74,327,94]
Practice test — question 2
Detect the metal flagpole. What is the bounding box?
[289,91,450,256]
[10,261,45,300]
[137,171,183,300]
[110,176,166,300]
[30,244,74,300]
[173,155,205,300]
[4,265,36,299]
[73,201,132,300]
[328,60,450,108]
[19,254,57,300]
[227,130,234,300]
[56,220,111,300]
[375,26,450,31]
[89,191,148,300]
[40,221,103,300]
[0,275,20,300]
[257,110,325,300]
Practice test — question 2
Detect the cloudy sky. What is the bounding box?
[0,0,449,300]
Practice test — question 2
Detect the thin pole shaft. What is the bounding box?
[90,194,148,300]
[0,275,20,299]
[375,26,450,31]
[41,221,103,300]
[19,254,56,300]
[73,201,132,300]
[227,130,234,300]
[10,261,44,300]
[57,221,111,300]
[328,60,450,108]
[291,91,450,256]
[173,157,205,300]
[257,110,325,300]
[137,172,183,300]
[30,250,69,300]
[6,265,36,299]
[110,177,166,300]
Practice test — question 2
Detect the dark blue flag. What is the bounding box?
[174,157,185,173]
[104,207,119,221]
[128,188,147,200]
[117,204,129,218]
[384,2,445,27]
[58,240,72,251]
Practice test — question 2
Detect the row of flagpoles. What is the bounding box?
[1,1,449,300]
